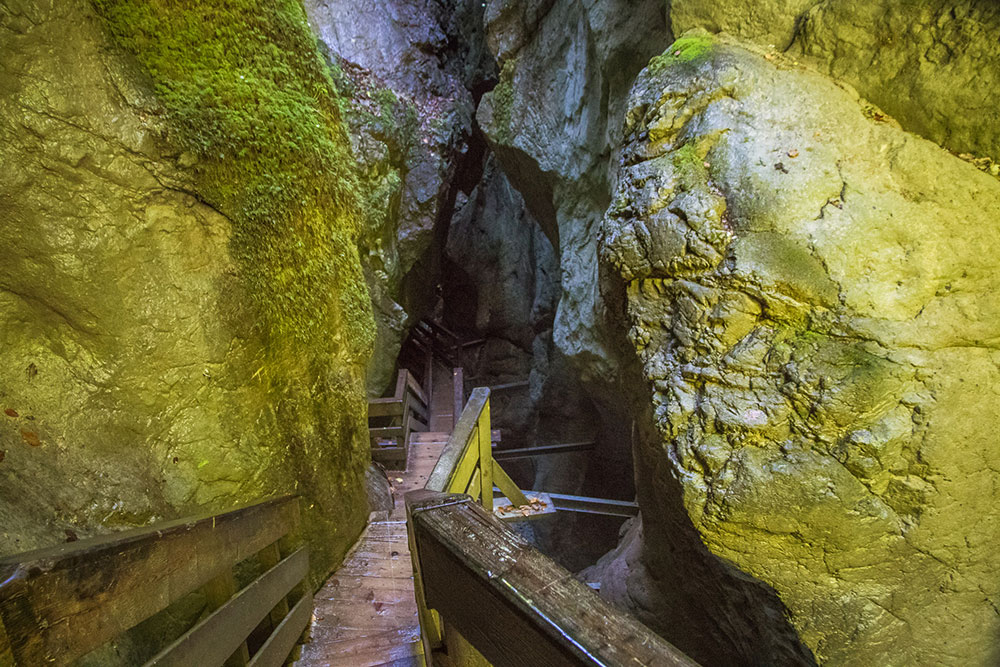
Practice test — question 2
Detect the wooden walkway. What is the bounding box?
[294,364,454,667]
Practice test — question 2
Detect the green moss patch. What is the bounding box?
[649,33,715,72]
[91,0,375,356]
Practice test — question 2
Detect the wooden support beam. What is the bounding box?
[405,491,698,667]
[147,549,308,667]
[0,497,300,666]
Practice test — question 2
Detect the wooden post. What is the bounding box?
[258,543,291,631]
[202,570,250,666]
[452,367,464,432]
[477,398,493,512]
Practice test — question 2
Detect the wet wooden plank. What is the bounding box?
[407,492,699,667]
[0,496,298,667]
[247,593,312,667]
[148,549,308,667]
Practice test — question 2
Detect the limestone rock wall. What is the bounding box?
[0,0,373,579]
[305,0,495,396]
[670,0,1000,164]
[601,32,1000,665]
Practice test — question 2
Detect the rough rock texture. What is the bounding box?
[474,0,669,524]
[305,0,495,395]
[671,0,1000,163]
[600,32,1000,665]
[0,0,371,580]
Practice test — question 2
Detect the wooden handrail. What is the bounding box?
[425,387,528,510]
[405,491,699,666]
[0,496,310,667]
[368,368,429,469]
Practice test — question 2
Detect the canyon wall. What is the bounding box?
[0,0,373,579]
[599,31,1000,666]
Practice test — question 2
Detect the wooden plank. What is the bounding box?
[258,543,291,630]
[370,426,404,438]
[0,496,298,667]
[405,372,428,407]
[201,569,250,666]
[407,492,698,667]
[369,400,405,418]
[452,368,464,429]
[247,593,312,667]
[492,442,595,459]
[425,388,488,494]
[490,460,530,508]
[477,400,493,512]
[465,467,482,501]
[146,548,308,667]
[394,372,408,400]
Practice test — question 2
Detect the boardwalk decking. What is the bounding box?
[295,363,454,667]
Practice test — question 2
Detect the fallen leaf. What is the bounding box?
[374,601,386,613]
[20,429,41,447]
[3,408,17,418]
[395,477,404,483]
[774,162,788,174]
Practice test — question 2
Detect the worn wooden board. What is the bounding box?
[0,496,299,666]
[147,548,308,667]
[407,492,699,667]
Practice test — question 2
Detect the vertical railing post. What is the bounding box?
[477,398,493,512]
[452,367,464,433]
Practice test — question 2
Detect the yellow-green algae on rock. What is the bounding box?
[0,0,373,586]
[601,32,1000,665]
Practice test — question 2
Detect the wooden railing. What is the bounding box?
[0,496,310,667]
[369,368,429,469]
[408,388,698,666]
[425,387,528,512]
[406,491,698,666]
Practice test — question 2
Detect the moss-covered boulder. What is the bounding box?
[670,0,1000,164]
[600,32,1000,665]
[0,0,372,580]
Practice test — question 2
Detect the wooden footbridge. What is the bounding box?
[0,342,697,666]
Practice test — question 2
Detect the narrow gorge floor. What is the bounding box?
[294,365,455,666]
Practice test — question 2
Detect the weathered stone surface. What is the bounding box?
[601,32,1000,665]
[306,0,493,396]
[0,0,371,580]
[671,0,1000,163]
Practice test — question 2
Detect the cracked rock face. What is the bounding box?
[602,33,1000,665]
[0,0,370,578]
[671,0,1000,163]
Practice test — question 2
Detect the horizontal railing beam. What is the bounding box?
[0,496,300,666]
[492,442,595,459]
[406,490,697,667]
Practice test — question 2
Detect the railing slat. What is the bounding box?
[407,492,698,667]
[426,388,489,494]
[146,548,309,667]
[0,496,299,666]
[246,591,312,667]
[491,460,530,507]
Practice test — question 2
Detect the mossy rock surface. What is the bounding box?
[0,0,372,589]
[601,31,1000,665]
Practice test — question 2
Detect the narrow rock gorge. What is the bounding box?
[2,0,998,665]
